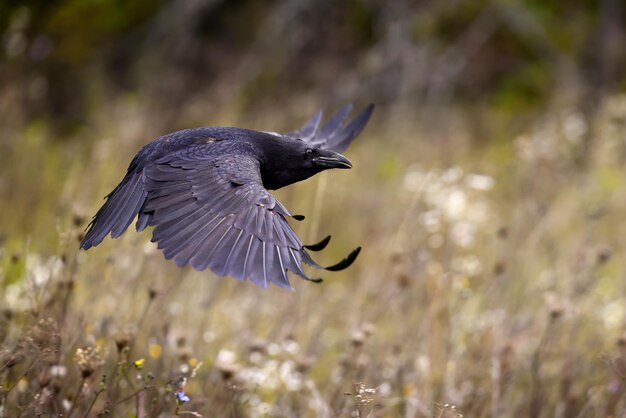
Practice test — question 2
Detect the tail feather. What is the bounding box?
[80,172,146,250]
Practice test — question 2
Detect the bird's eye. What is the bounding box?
[305,148,314,158]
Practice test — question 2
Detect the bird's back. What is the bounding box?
[133,127,269,170]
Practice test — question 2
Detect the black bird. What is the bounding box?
[81,103,374,289]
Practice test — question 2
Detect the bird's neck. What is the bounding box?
[260,164,320,190]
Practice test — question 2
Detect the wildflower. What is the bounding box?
[216,349,237,366]
[175,390,191,404]
[149,343,162,359]
[601,301,625,330]
[133,358,145,369]
[49,365,67,377]
[465,173,494,191]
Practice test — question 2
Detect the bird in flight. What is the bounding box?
[80,103,374,289]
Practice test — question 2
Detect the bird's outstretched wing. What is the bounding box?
[285,103,374,153]
[142,147,358,289]
[80,160,146,250]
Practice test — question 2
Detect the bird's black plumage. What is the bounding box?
[81,103,374,289]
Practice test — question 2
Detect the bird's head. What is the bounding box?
[304,146,353,170]
[259,135,353,190]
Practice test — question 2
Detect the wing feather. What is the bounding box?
[284,103,374,153]
[141,151,356,288]
[81,171,147,249]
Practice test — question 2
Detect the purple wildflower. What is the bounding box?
[175,390,191,404]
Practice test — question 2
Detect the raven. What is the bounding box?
[81,103,374,289]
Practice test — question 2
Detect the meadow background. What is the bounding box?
[2,1,626,417]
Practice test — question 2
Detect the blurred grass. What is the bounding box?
[3,94,626,417]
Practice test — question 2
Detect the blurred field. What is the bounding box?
[3,96,626,417]
[2,1,626,417]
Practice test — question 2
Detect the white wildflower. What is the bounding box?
[202,330,215,343]
[601,301,625,330]
[465,174,494,191]
[562,109,587,143]
[267,343,281,356]
[279,361,302,391]
[50,365,67,377]
[216,349,237,366]
[416,355,430,374]
[450,222,476,248]
[452,255,482,276]
[419,210,441,233]
[444,190,467,220]
[282,339,299,355]
[442,167,463,183]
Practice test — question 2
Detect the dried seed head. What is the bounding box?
[493,262,506,275]
[177,347,192,363]
[351,323,375,348]
[397,274,412,289]
[72,214,86,227]
[218,363,239,381]
[148,287,159,300]
[249,340,267,354]
[295,356,313,374]
[2,308,13,321]
[65,279,75,291]
[75,346,103,378]
[28,318,60,350]
[353,383,376,404]
[549,307,564,321]
[597,247,612,265]
[351,330,366,348]
[114,332,133,353]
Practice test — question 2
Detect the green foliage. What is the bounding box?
[490,61,552,112]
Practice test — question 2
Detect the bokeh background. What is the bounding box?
[2,1,626,417]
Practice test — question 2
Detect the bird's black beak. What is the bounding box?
[312,150,353,169]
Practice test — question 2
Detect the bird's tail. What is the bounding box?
[80,172,147,250]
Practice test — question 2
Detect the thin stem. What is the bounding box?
[5,353,40,393]
[111,382,152,407]
[82,385,105,418]
[67,376,86,418]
